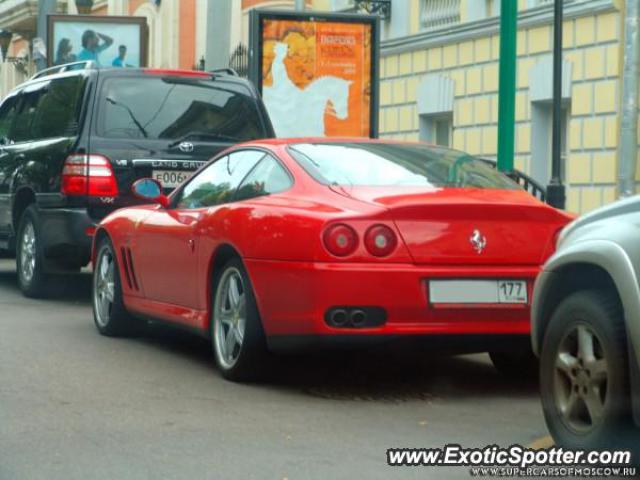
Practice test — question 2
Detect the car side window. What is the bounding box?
[11,85,46,143]
[31,76,85,139]
[235,154,292,201]
[9,77,85,143]
[176,150,266,209]
[0,96,19,144]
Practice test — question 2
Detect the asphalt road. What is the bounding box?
[0,258,549,480]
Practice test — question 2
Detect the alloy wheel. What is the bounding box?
[214,267,246,370]
[20,221,36,285]
[554,324,609,433]
[94,248,115,327]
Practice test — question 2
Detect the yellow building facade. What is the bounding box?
[377,0,636,213]
[1,0,636,215]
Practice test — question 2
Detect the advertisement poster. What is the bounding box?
[250,11,379,138]
[47,15,148,68]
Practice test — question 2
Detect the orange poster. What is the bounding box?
[259,17,374,138]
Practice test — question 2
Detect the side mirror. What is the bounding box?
[131,178,170,208]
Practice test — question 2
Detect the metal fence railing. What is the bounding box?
[228,43,249,79]
[421,0,461,30]
[509,171,547,203]
[479,158,547,202]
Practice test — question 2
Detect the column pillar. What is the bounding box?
[205,0,232,70]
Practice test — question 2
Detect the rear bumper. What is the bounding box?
[246,259,540,341]
[38,208,95,266]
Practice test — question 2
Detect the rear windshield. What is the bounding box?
[288,142,520,190]
[96,76,267,142]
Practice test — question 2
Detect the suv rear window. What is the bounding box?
[96,76,267,142]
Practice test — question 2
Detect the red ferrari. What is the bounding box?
[92,139,572,381]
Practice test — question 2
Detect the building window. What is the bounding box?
[420,113,453,147]
[486,0,495,16]
[486,0,500,17]
[331,0,354,11]
[421,0,461,30]
[417,74,454,146]
[435,116,453,147]
[526,0,556,7]
[528,57,572,185]
[467,0,500,21]
[530,104,569,184]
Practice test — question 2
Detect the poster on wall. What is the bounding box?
[249,10,379,138]
[47,15,148,68]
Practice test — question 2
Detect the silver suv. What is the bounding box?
[532,197,640,453]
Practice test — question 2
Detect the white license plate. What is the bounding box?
[153,170,193,188]
[429,280,528,304]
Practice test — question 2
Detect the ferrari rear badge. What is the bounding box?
[470,229,487,254]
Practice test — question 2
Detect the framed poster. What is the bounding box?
[249,10,380,138]
[47,15,148,68]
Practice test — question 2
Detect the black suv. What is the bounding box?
[0,62,274,297]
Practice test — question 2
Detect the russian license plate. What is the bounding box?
[429,280,528,304]
[497,280,528,303]
[153,170,193,189]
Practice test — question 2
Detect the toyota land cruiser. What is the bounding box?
[0,62,275,297]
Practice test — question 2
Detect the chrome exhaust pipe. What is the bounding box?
[350,309,367,327]
[329,309,348,327]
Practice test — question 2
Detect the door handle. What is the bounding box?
[188,238,195,252]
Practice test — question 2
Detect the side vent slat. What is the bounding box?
[126,248,140,291]
[120,247,133,289]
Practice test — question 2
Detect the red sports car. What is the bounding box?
[92,139,572,381]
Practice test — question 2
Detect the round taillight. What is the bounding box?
[323,224,358,257]
[364,224,398,257]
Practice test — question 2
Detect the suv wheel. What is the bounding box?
[540,290,631,450]
[16,205,48,298]
[211,258,268,382]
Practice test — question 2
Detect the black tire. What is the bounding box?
[92,238,140,337]
[540,289,632,451]
[16,205,48,298]
[211,258,268,382]
[490,347,539,380]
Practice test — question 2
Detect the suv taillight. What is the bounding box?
[62,154,118,197]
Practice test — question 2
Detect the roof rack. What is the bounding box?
[209,68,239,76]
[30,61,98,80]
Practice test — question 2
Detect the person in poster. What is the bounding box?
[77,29,114,66]
[260,18,372,138]
[55,38,76,65]
[112,45,129,67]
